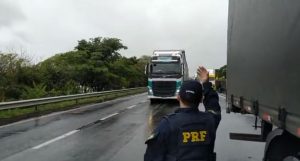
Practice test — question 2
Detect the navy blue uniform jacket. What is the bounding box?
[144,82,221,161]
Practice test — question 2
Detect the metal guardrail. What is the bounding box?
[0,87,146,111]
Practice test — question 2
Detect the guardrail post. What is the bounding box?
[35,105,38,112]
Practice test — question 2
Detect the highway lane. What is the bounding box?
[0,93,265,161]
[0,93,151,160]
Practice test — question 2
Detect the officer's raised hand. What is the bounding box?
[197,66,221,129]
[197,66,209,84]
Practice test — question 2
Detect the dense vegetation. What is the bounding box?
[214,65,227,92]
[0,37,149,102]
[215,65,226,80]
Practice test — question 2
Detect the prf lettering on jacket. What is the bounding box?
[182,131,207,143]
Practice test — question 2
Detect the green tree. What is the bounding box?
[215,65,227,80]
[0,37,148,101]
[0,53,32,101]
[75,37,127,63]
[21,82,47,99]
[38,37,130,92]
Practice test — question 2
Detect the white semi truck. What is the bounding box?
[145,50,189,103]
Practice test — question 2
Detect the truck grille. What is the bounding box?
[152,81,176,97]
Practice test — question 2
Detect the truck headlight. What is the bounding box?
[148,89,153,95]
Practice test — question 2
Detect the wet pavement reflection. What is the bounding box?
[145,100,179,136]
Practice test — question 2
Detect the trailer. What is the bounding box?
[227,0,300,160]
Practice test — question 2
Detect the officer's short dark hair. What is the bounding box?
[179,80,203,108]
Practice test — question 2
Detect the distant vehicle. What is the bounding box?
[145,50,189,103]
[207,69,216,86]
[227,0,300,160]
[215,80,226,93]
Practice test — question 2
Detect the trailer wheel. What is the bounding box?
[231,104,241,113]
[282,156,299,161]
[261,120,273,141]
[265,131,300,161]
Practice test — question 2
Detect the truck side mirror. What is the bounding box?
[182,64,184,76]
[145,63,149,75]
[150,64,153,73]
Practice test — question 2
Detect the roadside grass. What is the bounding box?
[0,89,145,120]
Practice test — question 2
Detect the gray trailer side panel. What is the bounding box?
[227,0,300,137]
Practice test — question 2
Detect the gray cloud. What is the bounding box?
[0,0,25,28]
[0,0,228,75]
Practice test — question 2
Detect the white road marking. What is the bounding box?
[126,105,136,109]
[31,112,119,150]
[100,113,119,121]
[32,130,79,150]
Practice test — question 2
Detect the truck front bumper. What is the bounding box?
[148,96,177,99]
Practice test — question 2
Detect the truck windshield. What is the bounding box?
[150,62,181,74]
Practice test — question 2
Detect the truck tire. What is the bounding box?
[261,120,273,141]
[265,131,300,161]
[231,104,241,113]
[150,99,156,104]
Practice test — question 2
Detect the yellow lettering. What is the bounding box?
[191,132,200,142]
[199,131,207,141]
[182,132,191,143]
[182,131,208,143]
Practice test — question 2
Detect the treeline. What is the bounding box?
[215,65,226,80]
[215,65,227,93]
[0,37,149,102]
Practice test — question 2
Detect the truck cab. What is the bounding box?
[145,50,189,103]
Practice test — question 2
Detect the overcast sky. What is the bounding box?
[0,0,228,75]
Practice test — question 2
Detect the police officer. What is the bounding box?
[144,66,221,161]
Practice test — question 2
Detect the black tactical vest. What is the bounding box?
[163,109,216,161]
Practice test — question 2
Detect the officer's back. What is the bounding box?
[144,77,220,161]
[165,107,216,161]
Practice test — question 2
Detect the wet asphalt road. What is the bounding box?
[0,93,265,161]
